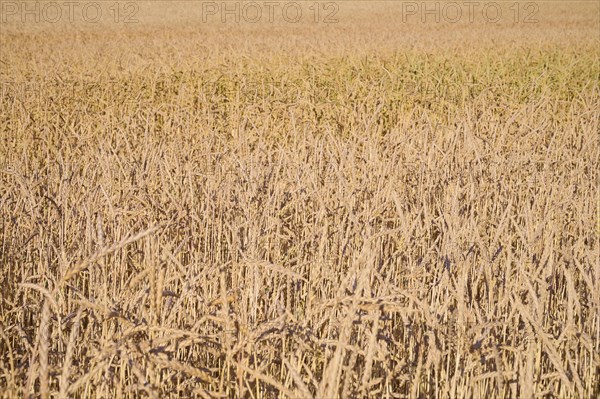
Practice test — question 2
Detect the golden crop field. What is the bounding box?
[0,1,599,398]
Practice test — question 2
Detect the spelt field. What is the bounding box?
[1,1,599,398]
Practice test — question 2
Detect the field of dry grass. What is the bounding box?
[1,1,599,398]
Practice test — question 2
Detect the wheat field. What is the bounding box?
[1,1,599,398]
